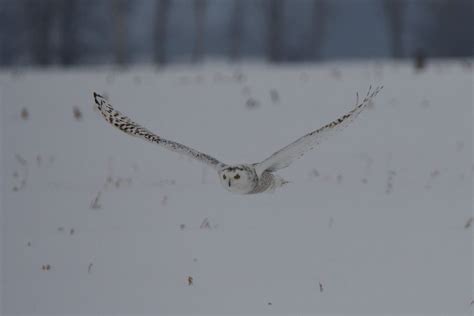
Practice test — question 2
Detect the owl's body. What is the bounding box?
[217,164,288,194]
[93,86,382,194]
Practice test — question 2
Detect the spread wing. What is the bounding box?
[93,92,227,171]
[254,86,383,175]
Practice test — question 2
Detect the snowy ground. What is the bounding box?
[0,61,472,315]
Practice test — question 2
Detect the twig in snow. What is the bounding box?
[20,108,29,120]
[41,264,51,271]
[464,218,473,229]
[90,191,102,210]
[269,89,279,104]
[385,170,396,194]
[200,218,211,230]
[15,154,27,166]
[73,106,83,121]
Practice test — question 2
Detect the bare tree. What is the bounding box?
[383,0,405,58]
[25,0,56,66]
[154,0,171,65]
[266,0,284,62]
[59,0,79,66]
[112,0,128,66]
[229,0,243,61]
[192,0,207,63]
[309,0,328,60]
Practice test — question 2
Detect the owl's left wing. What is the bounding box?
[254,86,383,175]
[93,93,227,171]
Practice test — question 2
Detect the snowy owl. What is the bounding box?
[93,86,382,194]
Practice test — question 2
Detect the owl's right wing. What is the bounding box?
[93,93,227,171]
[254,86,383,176]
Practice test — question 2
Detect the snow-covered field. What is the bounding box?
[0,61,472,315]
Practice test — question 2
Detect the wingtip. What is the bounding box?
[93,92,105,106]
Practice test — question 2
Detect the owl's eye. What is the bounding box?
[234,174,240,180]
[223,175,226,180]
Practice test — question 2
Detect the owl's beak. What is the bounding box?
[228,179,231,187]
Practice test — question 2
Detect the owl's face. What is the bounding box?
[218,165,257,194]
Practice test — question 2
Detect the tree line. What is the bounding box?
[0,0,471,67]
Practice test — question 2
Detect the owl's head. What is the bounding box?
[218,165,257,194]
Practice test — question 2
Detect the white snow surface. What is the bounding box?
[0,61,473,315]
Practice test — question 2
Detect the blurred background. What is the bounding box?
[0,0,472,67]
